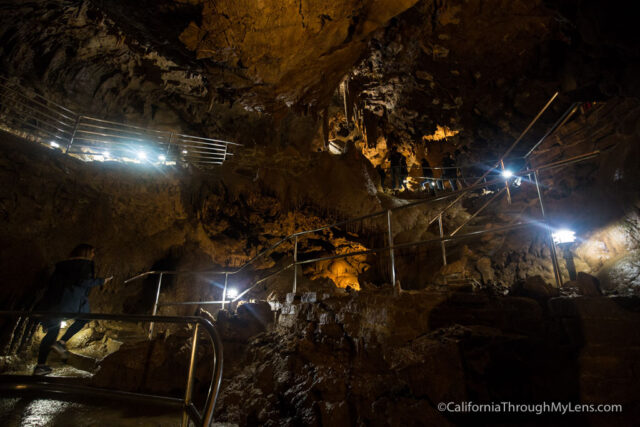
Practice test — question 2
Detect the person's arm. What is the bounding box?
[80,276,112,288]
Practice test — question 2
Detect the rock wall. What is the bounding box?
[213,290,640,425]
[91,288,640,426]
[0,128,385,316]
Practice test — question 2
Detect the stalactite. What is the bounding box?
[340,79,350,124]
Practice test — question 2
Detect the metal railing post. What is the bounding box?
[501,159,512,205]
[182,323,200,427]
[534,171,563,288]
[386,210,397,288]
[65,115,81,154]
[292,236,298,294]
[164,132,174,164]
[221,273,229,310]
[148,273,163,339]
[439,213,447,266]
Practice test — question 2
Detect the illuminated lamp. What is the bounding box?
[226,288,238,299]
[502,169,513,179]
[553,228,577,281]
[552,229,576,245]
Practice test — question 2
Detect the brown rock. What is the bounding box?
[513,275,559,299]
[319,401,350,426]
[476,257,495,283]
[576,272,602,296]
[180,0,419,108]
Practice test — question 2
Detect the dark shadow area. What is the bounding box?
[427,292,586,425]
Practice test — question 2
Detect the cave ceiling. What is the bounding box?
[0,0,638,148]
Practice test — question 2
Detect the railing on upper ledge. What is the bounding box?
[0,75,240,168]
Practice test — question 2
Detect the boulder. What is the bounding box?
[511,275,559,299]
[476,257,495,283]
[563,272,602,296]
[576,272,602,295]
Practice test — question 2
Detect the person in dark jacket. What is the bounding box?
[420,157,435,194]
[34,244,112,376]
[388,146,406,191]
[399,156,409,191]
[442,152,458,191]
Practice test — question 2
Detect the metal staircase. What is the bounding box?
[124,93,603,319]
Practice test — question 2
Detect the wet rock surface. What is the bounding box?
[0,396,184,426]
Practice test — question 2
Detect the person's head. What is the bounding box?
[69,244,95,260]
[390,145,397,153]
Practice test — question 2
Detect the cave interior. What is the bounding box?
[0,0,639,425]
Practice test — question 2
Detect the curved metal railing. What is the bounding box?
[0,75,240,168]
[0,310,223,427]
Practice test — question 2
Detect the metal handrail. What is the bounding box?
[524,102,581,159]
[0,76,77,116]
[0,90,77,129]
[125,93,600,314]
[126,147,602,320]
[0,310,223,427]
[170,221,541,306]
[0,76,239,168]
[420,155,526,171]
[124,179,508,281]
[424,92,560,226]
[0,78,79,122]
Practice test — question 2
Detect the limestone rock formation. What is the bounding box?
[180,0,419,110]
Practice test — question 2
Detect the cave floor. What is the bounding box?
[0,396,183,426]
[0,396,238,426]
[5,363,92,378]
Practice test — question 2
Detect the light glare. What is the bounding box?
[226,288,238,299]
[158,154,166,161]
[502,169,513,178]
[50,141,60,148]
[137,150,147,160]
[552,229,576,244]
